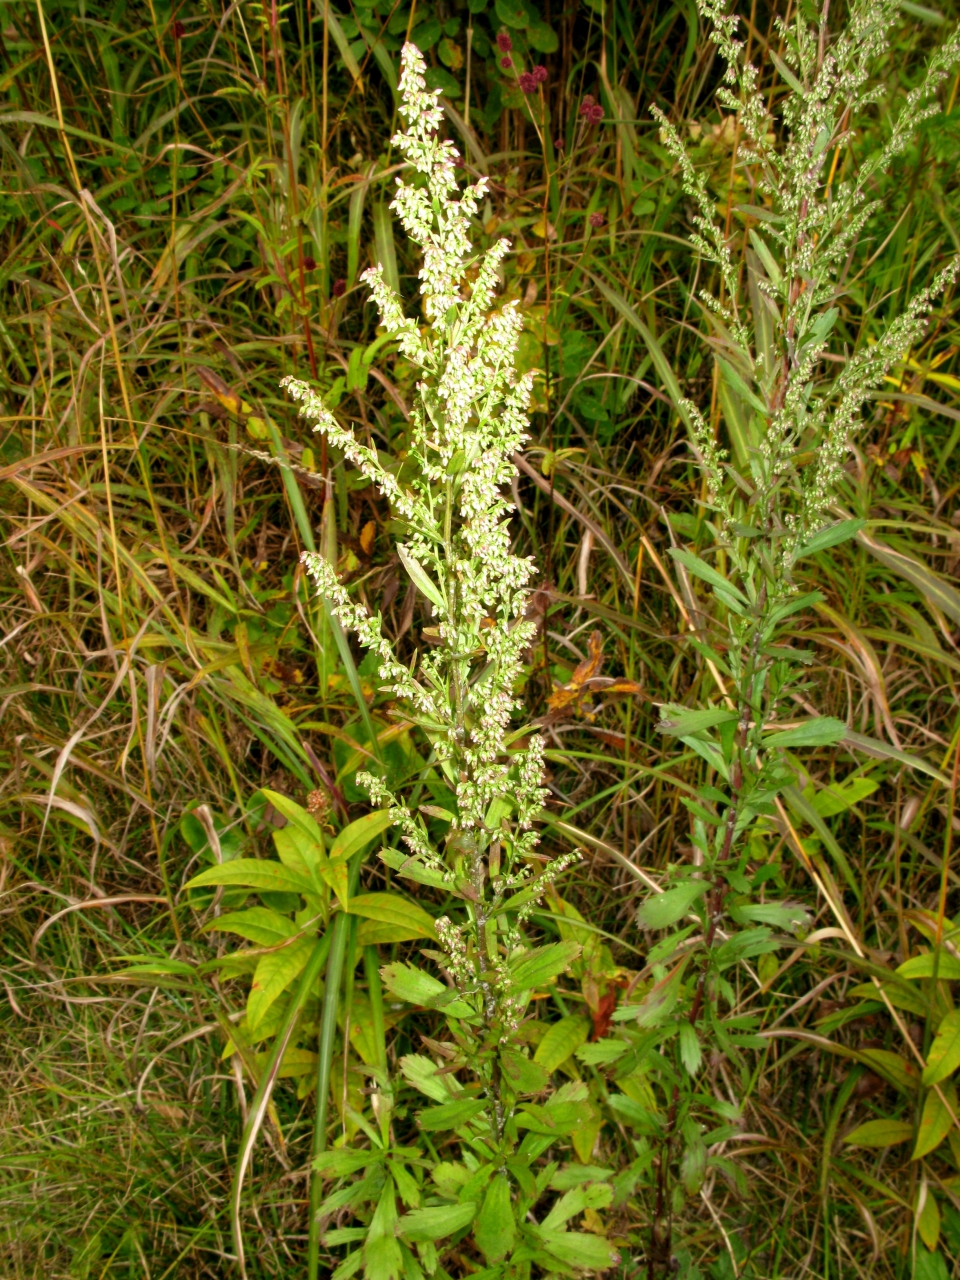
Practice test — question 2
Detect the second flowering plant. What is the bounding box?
[284,44,620,1280]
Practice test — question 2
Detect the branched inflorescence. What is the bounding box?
[282,43,560,1022]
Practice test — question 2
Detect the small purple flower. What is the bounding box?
[332,279,346,297]
[579,94,596,118]
[173,19,186,38]
[303,255,317,271]
[496,32,513,52]
[589,103,604,124]
[518,71,537,93]
[532,65,548,85]
[500,54,513,69]
[589,211,605,228]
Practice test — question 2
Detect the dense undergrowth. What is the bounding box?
[2,0,960,1277]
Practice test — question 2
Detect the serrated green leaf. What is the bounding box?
[678,1022,702,1075]
[381,962,446,1005]
[400,1053,459,1102]
[509,941,581,991]
[538,1229,620,1270]
[347,891,437,940]
[534,1016,591,1073]
[501,1047,549,1094]
[397,1201,477,1242]
[474,1173,515,1262]
[417,1097,487,1130]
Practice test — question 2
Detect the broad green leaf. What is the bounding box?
[329,809,395,862]
[417,1097,487,1130]
[668,547,749,604]
[795,518,866,558]
[398,1201,477,1242]
[925,1011,960,1087]
[534,1016,591,1073]
[509,941,581,991]
[474,1173,515,1263]
[397,544,446,612]
[381,962,446,1005]
[898,953,960,982]
[678,1022,702,1075]
[400,1054,459,1103]
[657,705,738,736]
[809,776,878,818]
[347,891,437,941]
[184,858,313,897]
[914,1081,958,1159]
[248,932,315,1032]
[727,902,808,931]
[914,1245,950,1280]
[203,907,297,946]
[500,1048,549,1094]
[843,1118,914,1147]
[539,1230,621,1270]
[918,1191,941,1251]
[762,717,846,748]
[540,1183,613,1231]
[636,880,707,930]
[314,1147,385,1177]
[272,825,324,885]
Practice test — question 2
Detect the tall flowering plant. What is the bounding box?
[284,44,619,1280]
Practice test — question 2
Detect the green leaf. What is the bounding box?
[843,1118,914,1147]
[762,717,846,748]
[637,881,708,930]
[534,1016,591,1073]
[329,809,394,862]
[203,907,297,946]
[914,1081,958,1159]
[314,1147,385,1177]
[500,1048,549,1094]
[925,1011,960,1087]
[248,932,316,1032]
[381,962,446,1005]
[261,788,325,853]
[527,19,559,51]
[657,705,738,737]
[509,941,581,991]
[794,518,865,558]
[398,1201,477,1242]
[898,953,960,982]
[397,545,446,612]
[474,1173,515,1263]
[668,547,749,604]
[400,1054,459,1103]
[494,0,528,26]
[417,1097,488,1130]
[727,901,808,930]
[538,1230,621,1270]
[678,1023,702,1076]
[347,891,437,941]
[614,957,689,1027]
[184,858,314,897]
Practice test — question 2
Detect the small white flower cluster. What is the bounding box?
[282,43,560,960]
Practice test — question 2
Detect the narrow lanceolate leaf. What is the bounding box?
[184,858,313,897]
[657,704,738,737]
[843,1118,914,1148]
[668,547,749,603]
[534,1016,591,1073]
[636,880,707,931]
[329,809,395,862]
[247,932,316,1033]
[795,518,866,558]
[509,941,581,991]
[398,1201,477,1242]
[347,891,438,941]
[762,717,847,748]
[397,544,447,613]
[914,1081,958,1160]
[924,1011,960,1087]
